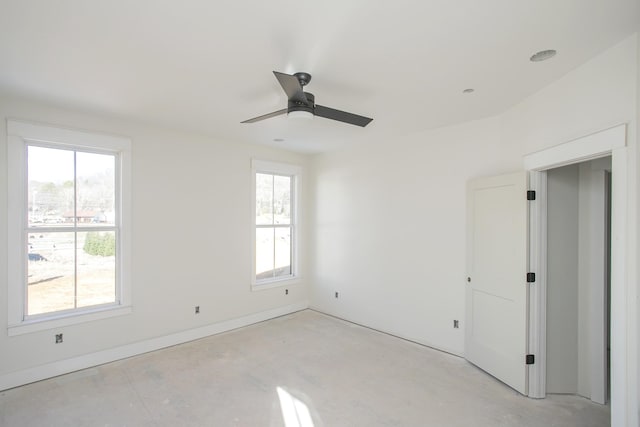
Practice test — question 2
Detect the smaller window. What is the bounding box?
[252,160,300,287]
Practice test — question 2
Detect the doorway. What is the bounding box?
[545,158,611,405]
[523,124,628,426]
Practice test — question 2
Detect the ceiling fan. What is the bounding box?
[241,71,373,127]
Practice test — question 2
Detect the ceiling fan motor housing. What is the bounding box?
[288,92,315,114]
[294,72,312,86]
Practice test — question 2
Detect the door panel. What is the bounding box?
[466,172,528,394]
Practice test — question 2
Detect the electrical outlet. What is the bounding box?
[55,333,63,344]
[195,306,200,314]
[453,320,459,329]
[285,289,289,295]
[335,291,339,299]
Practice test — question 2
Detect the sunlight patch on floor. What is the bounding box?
[277,386,314,427]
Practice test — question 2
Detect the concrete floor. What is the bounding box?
[0,310,609,426]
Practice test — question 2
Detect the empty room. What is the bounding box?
[0,1,639,426]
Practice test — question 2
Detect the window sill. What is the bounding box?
[7,305,132,336]
[251,276,300,291]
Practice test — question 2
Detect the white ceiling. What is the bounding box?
[0,1,638,153]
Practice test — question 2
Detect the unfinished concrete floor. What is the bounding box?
[0,310,609,426]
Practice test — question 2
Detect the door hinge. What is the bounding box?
[527,190,536,201]
[526,354,535,365]
[527,272,536,283]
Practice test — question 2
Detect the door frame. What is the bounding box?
[523,124,628,424]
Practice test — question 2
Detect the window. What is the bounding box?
[7,120,132,334]
[252,160,300,287]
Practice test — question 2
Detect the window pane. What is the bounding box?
[256,227,274,280]
[77,152,116,227]
[274,227,292,278]
[256,173,273,225]
[27,146,74,227]
[27,232,75,315]
[77,231,116,307]
[273,175,291,225]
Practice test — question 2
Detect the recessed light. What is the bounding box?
[530,49,557,62]
[273,138,284,142]
[463,88,475,94]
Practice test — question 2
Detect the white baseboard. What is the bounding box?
[0,301,308,391]
[308,307,464,358]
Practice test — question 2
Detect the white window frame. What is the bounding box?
[7,120,132,335]
[251,159,301,290]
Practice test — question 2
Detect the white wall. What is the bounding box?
[0,95,311,388]
[636,27,640,424]
[577,158,611,403]
[545,159,610,402]
[310,117,517,355]
[546,164,579,394]
[310,34,638,422]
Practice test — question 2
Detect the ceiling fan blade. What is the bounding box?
[273,71,309,105]
[241,108,287,123]
[314,105,373,127]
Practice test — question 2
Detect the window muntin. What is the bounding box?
[26,144,118,317]
[253,161,299,286]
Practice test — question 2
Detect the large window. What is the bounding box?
[26,146,117,316]
[252,160,300,287]
[7,120,132,334]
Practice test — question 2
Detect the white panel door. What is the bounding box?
[465,172,528,394]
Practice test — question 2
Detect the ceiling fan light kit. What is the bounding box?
[241,71,373,127]
[288,110,314,119]
[287,90,314,119]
